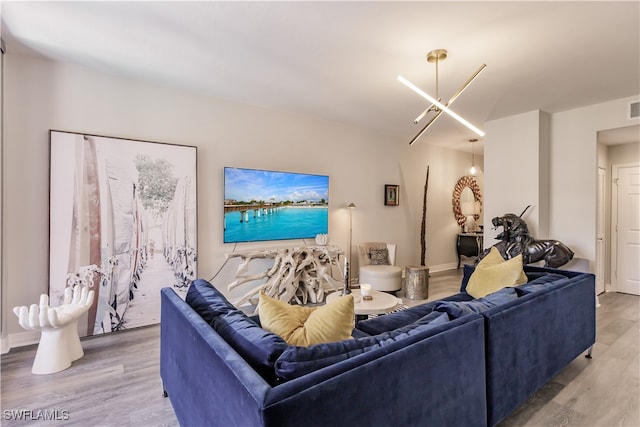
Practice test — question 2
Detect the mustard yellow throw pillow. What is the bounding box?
[476,246,528,284]
[258,291,355,347]
[478,245,506,266]
[466,247,527,298]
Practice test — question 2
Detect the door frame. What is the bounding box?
[611,162,640,292]
[596,166,606,295]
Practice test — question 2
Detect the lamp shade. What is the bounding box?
[466,164,482,176]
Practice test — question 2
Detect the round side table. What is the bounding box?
[326,288,400,321]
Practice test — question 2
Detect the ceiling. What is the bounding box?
[2,1,639,152]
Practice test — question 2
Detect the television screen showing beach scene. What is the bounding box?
[224,167,329,243]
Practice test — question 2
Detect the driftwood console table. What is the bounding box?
[226,245,344,307]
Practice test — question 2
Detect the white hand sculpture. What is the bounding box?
[13,285,95,375]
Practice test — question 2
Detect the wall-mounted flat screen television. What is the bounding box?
[224,167,329,243]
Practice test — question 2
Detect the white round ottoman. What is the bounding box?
[359,264,402,292]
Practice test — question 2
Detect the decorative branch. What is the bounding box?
[420,165,430,266]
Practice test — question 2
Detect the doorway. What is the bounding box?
[612,163,640,295]
[597,125,639,296]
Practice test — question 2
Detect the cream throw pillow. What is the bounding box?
[258,291,355,347]
[466,247,527,298]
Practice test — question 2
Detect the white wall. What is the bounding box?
[550,97,639,269]
[484,98,639,272]
[1,52,473,347]
[397,136,484,268]
[484,110,548,243]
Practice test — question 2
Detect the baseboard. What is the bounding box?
[399,263,458,276]
[0,330,40,354]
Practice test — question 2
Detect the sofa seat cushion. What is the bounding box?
[274,311,450,382]
[356,292,472,335]
[434,287,519,319]
[466,248,527,298]
[258,291,355,346]
[185,279,288,383]
[515,273,569,296]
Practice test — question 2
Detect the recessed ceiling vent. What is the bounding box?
[629,101,640,119]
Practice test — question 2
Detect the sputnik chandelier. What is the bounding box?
[398,49,486,145]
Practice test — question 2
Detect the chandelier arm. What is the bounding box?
[409,111,444,145]
[445,64,487,107]
[415,64,485,125]
[397,75,485,137]
[413,105,435,124]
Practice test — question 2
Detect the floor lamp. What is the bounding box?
[347,203,356,285]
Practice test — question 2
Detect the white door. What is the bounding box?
[613,164,640,295]
[596,167,606,295]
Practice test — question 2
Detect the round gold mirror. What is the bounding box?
[452,176,482,228]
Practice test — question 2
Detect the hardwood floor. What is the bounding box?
[0,323,178,427]
[1,269,638,427]
[499,290,640,427]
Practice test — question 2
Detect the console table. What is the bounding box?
[226,245,344,307]
[456,233,483,268]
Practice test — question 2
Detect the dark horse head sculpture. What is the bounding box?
[478,213,574,268]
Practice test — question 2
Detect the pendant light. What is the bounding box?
[466,138,482,176]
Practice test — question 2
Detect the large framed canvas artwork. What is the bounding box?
[49,131,197,337]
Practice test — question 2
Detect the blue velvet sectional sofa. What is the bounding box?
[463,265,595,425]
[160,265,595,427]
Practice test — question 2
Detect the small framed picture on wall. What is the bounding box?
[384,184,399,206]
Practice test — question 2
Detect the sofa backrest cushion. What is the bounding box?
[434,287,519,319]
[274,311,450,382]
[356,292,472,335]
[461,264,581,292]
[514,273,569,296]
[185,279,288,384]
[186,279,236,324]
